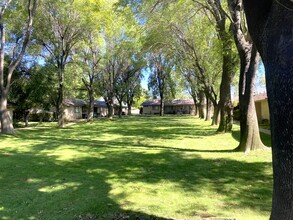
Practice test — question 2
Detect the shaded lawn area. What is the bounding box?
[0,116,272,220]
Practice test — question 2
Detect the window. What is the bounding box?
[152,106,158,110]
[75,107,80,113]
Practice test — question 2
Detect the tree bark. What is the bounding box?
[57,66,65,128]
[105,97,114,119]
[234,46,267,153]
[118,101,123,118]
[24,110,29,127]
[191,94,198,116]
[160,94,164,116]
[243,0,293,218]
[217,31,234,132]
[212,105,220,126]
[205,95,212,121]
[198,91,206,119]
[0,94,14,134]
[87,89,94,122]
[127,103,132,115]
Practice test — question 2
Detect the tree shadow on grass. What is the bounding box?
[0,116,272,219]
[0,141,272,219]
[0,151,177,220]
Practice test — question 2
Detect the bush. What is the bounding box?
[233,109,240,120]
[29,112,54,122]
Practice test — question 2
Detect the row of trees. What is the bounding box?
[123,1,293,218]
[0,0,271,153]
[131,0,265,153]
[1,0,146,132]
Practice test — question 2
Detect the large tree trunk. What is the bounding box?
[191,94,198,116]
[243,1,293,219]
[87,89,94,122]
[198,91,206,119]
[234,46,267,153]
[24,110,29,127]
[0,94,14,134]
[118,101,123,118]
[217,31,234,132]
[57,67,65,128]
[212,105,220,126]
[127,104,132,115]
[106,99,114,119]
[227,0,266,153]
[205,95,212,121]
[160,95,164,116]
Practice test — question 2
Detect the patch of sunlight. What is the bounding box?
[38,182,81,193]
[0,206,4,211]
[46,148,87,161]
[26,178,42,183]
[86,168,106,174]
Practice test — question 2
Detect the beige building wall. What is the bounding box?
[97,107,108,117]
[64,106,82,121]
[143,106,160,114]
[261,100,270,120]
[143,105,195,115]
[255,100,270,123]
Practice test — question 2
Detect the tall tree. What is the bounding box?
[0,0,37,134]
[78,35,102,121]
[125,71,142,115]
[35,0,83,127]
[242,1,293,219]
[227,0,267,153]
[148,53,174,116]
[193,0,237,132]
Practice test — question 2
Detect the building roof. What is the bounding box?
[63,99,114,108]
[167,99,194,106]
[141,99,161,106]
[93,100,107,108]
[141,99,194,106]
[254,93,268,102]
[63,99,87,107]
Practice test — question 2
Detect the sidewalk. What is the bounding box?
[259,127,271,135]
[234,120,271,135]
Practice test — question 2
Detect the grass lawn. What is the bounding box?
[0,116,272,220]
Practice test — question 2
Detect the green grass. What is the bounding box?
[0,116,272,220]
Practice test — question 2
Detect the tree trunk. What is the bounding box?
[227,0,266,153]
[160,95,164,116]
[191,94,198,116]
[198,91,206,119]
[217,31,234,132]
[87,89,94,122]
[205,96,212,121]
[127,103,132,115]
[243,1,293,219]
[194,104,198,116]
[234,46,267,153]
[24,110,29,127]
[118,101,123,118]
[57,66,65,128]
[107,104,114,119]
[212,105,220,126]
[0,94,14,134]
